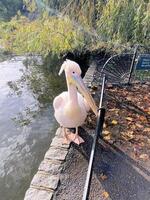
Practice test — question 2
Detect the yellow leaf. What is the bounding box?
[126,131,134,139]
[103,130,110,136]
[139,154,149,160]
[126,117,133,121]
[121,131,134,141]
[111,120,118,125]
[102,191,109,199]
[109,108,119,112]
[104,135,111,141]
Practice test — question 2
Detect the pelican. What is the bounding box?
[53,59,97,145]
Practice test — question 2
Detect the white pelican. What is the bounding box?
[53,59,97,145]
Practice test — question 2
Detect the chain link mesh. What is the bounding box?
[91,46,150,86]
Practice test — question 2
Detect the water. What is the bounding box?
[0,55,65,200]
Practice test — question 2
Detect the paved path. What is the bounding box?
[53,128,150,200]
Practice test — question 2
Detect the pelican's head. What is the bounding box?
[59,59,98,116]
[59,59,81,77]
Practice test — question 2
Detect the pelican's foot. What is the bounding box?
[73,135,84,145]
[62,128,71,145]
[63,138,71,145]
[68,133,84,145]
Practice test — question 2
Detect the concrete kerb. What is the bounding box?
[24,63,96,200]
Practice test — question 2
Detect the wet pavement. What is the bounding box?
[53,128,150,200]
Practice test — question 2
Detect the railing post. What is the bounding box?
[128,45,139,84]
[82,75,106,200]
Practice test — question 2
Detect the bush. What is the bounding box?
[0,0,149,56]
[0,14,85,56]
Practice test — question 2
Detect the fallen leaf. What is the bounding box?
[103,130,110,136]
[103,123,106,128]
[102,191,109,199]
[136,123,143,128]
[144,108,149,112]
[139,154,149,160]
[91,85,98,90]
[104,135,111,141]
[131,124,136,130]
[111,120,118,125]
[139,142,145,147]
[144,96,148,100]
[121,131,134,140]
[100,173,108,181]
[143,128,150,132]
[126,96,132,101]
[147,139,150,144]
[126,117,133,121]
[126,131,134,138]
[109,108,119,112]
[139,116,146,121]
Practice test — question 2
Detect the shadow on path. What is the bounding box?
[54,128,150,200]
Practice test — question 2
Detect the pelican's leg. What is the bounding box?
[67,127,84,145]
[63,127,71,145]
[73,127,84,145]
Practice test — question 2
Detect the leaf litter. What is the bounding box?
[86,82,150,164]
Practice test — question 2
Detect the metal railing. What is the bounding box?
[128,45,138,84]
[82,75,106,200]
[82,44,150,200]
[99,45,150,85]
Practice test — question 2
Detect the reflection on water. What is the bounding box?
[0,56,65,200]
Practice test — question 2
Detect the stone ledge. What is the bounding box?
[31,172,60,190]
[24,188,53,200]
[45,147,68,161]
[24,128,69,200]
[50,136,70,149]
[38,159,62,175]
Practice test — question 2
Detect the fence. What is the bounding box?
[82,45,150,200]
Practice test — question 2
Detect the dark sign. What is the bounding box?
[136,54,150,70]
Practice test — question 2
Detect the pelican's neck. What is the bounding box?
[66,76,78,105]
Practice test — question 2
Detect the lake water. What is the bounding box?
[0,56,65,200]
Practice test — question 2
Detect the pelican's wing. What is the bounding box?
[53,92,67,110]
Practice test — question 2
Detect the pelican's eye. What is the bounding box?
[72,71,75,74]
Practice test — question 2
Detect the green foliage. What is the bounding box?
[0,14,85,56]
[0,0,149,56]
[96,0,150,47]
